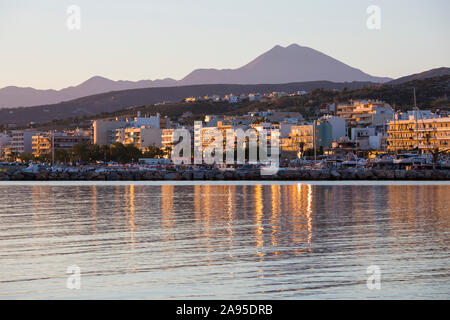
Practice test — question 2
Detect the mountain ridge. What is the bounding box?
[0,44,391,108]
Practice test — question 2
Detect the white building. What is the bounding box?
[10,130,42,154]
[115,126,162,149]
[224,94,239,104]
[319,115,346,140]
[93,119,128,146]
[351,127,382,150]
[248,93,262,102]
[131,113,161,128]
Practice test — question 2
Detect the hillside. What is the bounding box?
[0,81,374,126]
[12,75,450,133]
[388,67,450,85]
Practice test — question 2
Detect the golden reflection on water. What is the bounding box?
[270,185,281,250]
[254,185,265,257]
[124,185,136,248]
[161,185,174,242]
[27,184,450,264]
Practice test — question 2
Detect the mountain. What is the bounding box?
[180,44,391,85]
[0,44,391,108]
[388,67,450,85]
[0,76,177,109]
[0,80,374,126]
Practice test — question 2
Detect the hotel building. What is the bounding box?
[387,117,450,152]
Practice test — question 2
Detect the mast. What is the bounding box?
[51,130,55,165]
[313,120,317,164]
[414,88,419,152]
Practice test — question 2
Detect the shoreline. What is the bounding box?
[1,168,449,181]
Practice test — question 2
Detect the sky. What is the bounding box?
[0,0,449,89]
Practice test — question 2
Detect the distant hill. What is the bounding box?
[0,81,373,126]
[388,67,450,85]
[0,43,390,108]
[0,76,177,109]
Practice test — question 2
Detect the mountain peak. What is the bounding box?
[286,43,302,49]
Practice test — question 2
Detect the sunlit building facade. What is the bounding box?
[387,117,450,152]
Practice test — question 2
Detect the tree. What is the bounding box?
[72,143,90,162]
[109,142,142,163]
[55,149,70,163]
[142,145,165,158]
[19,153,34,162]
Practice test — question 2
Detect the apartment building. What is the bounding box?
[93,113,166,146]
[387,117,450,152]
[114,126,162,150]
[286,121,333,153]
[32,132,92,157]
[336,100,393,130]
[11,130,42,154]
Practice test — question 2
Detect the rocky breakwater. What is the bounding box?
[1,167,450,181]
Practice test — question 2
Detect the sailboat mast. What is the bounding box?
[414,88,419,151]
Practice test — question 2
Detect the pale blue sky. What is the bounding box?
[0,0,449,89]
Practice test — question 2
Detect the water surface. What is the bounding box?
[0,182,449,299]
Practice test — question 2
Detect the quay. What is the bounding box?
[0,165,449,181]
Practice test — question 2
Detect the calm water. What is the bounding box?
[0,182,449,299]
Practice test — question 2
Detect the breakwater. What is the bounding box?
[1,167,449,181]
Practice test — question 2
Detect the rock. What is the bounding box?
[182,171,193,180]
[141,171,154,180]
[330,170,341,179]
[394,170,406,180]
[86,172,99,180]
[356,169,373,180]
[224,171,234,180]
[106,173,120,181]
[309,170,320,180]
[93,174,105,181]
[319,170,331,180]
[11,172,25,181]
[193,171,205,180]
[164,172,179,180]
[385,170,395,180]
[35,172,49,181]
[0,173,10,181]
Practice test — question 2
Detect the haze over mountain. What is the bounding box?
[0,44,393,109]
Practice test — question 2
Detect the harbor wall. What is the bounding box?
[1,168,449,181]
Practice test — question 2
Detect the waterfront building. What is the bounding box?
[351,127,383,150]
[114,126,162,150]
[11,130,43,154]
[0,133,11,160]
[319,115,347,140]
[387,116,450,152]
[93,119,128,146]
[93,113,166,146]
[32,131,92,157]
[287,120,333,153]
